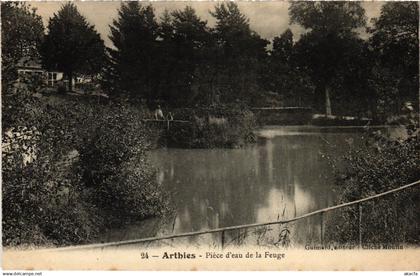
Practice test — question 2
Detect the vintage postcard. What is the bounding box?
[1,0,419,271]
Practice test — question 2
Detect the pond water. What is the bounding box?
[99,126,381,247]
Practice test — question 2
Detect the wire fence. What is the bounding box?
[51,179,420,251]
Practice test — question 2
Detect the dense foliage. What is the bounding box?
[2,86,169,247]
[1,2,44,88]
[368,2,419,120]
[260,29,314,107]
[162,106,256,148]
[326,127,419,245]
[4,1,417,119]
[78,103,169,224]
[289,2,367,115]
[104,2,159,101]
[100,2,419,120]
[41,3,105,92]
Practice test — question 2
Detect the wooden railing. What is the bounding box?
[51,179,420,251]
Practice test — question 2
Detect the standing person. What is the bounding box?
[155,105,164,120]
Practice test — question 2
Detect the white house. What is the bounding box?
[16,57,89,88]
[16,57,64,87]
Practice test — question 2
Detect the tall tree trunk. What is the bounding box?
[325,85,332,116]
[313,85,324,113]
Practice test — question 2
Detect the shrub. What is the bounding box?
[78,103,170,226]
[2,86,169,247]
[325,127,420,245]
[2,87,100,247]
[164,106,256,148]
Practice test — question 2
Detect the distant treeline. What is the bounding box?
[2,2,419,119]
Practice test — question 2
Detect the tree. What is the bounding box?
[41,3,105,92]
[290,2,366,115]
[369,2,419,115]
[210,2,268,104]
[153,10,176,104]
[261,29,314,107]
[164,6,212,105]
[272,29,293,64]
[1,2,45,133]
[1,2,44,88]
[211,2,252,57]
[106,2,159,102]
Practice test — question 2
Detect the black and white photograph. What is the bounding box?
[1,0,419,271]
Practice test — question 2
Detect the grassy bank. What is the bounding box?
[2,87,170,247]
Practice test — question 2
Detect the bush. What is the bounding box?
[2,86,100,247]
[164,106,257,148]
[78,103,170,226]
[2,86,169,247]
[325,127,420,245]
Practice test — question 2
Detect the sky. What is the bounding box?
[30,1,384,48]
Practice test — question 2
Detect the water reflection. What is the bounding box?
[148,129,357,245]
[98,127,366,246]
